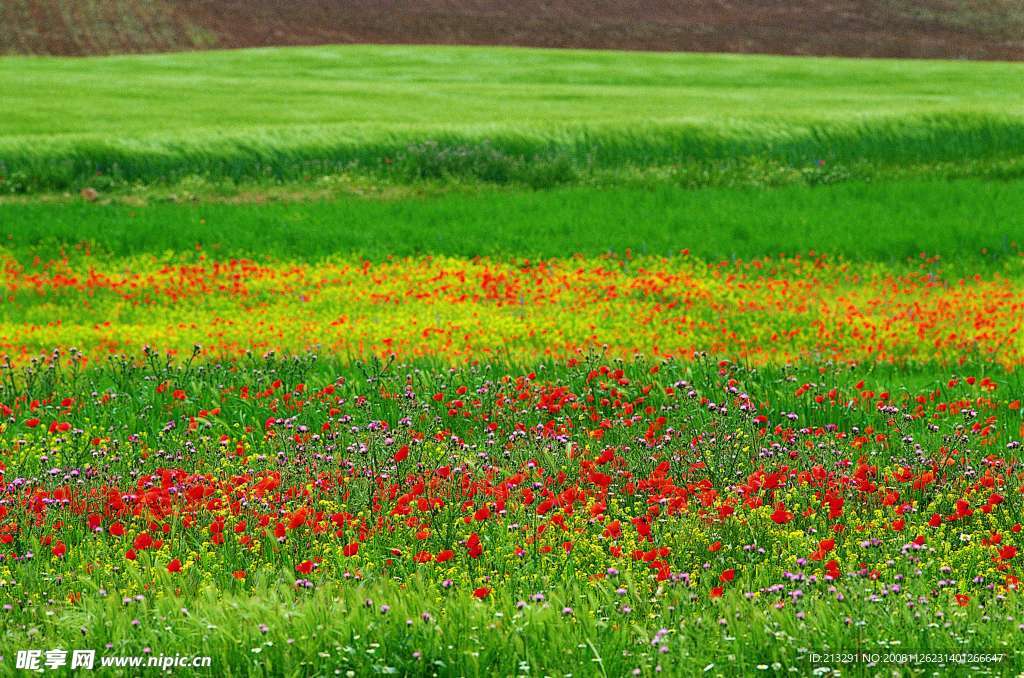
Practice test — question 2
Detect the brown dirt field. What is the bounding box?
[2,0,1023,59]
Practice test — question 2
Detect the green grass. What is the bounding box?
[4,177,1024,265]
[8,577,1023,677]
[1,355,1022,676]
[1,45,1024,192]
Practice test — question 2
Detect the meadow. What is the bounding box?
[1,44,1024,677]
[2,45,1024,193]
[2,178,1024,267]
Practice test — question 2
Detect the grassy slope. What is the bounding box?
[7,46,1024,133]
[3,178,1023,265]
[1,46,1023,192]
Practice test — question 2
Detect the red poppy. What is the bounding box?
[465,533,482,559]
[167,559,182,573]
[770,503,794,525]
[472,587,490,599]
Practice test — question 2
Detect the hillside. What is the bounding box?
[2,0,1023,60]
[3,45,1023,196]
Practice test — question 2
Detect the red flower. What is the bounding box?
[296,560,314,574]
[770,503,794,525]
[167,558,182,573]
[955,594,970,607]
[51,541,67,558]
[709,586,724,599]
[472,587,490,599]
[393,445,409,463]
[999,545,1017,561]
[436,549,454,563]
[232,570,246,580]
[343,543,359,557]
[25,418,40,428]
[719,568,735,583]
[465,533,483,559]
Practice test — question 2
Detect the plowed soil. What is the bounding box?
[2,0,1022,59]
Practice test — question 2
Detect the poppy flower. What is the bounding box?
[770,503,794,525]
[472,587,490,599]
[465,533,482,559]
[167,559,182,573]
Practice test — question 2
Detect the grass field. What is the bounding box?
[2,46,1024,193]
[2,44,1024,676]
[4,178,1024,266]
